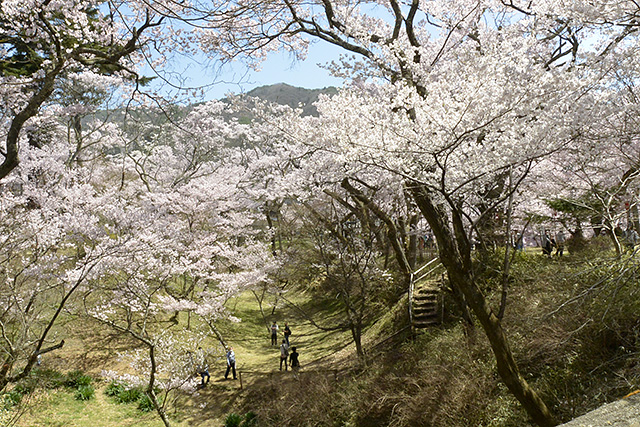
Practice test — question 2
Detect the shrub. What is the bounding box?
[64,370,92,388]
[241,411,258,427]
[75,385,95,401]
[115,387,143,404]
[104,380,127,397]
[224,413,243,427]
[137,394,155,412]
[2,389,23,410]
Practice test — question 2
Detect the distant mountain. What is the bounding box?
[238,83,338,117]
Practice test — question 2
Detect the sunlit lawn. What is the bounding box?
[12,287,361,426]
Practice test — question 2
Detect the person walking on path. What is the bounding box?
[279,339,289,371]
[270,321,279,346]
[289,346,300,379]
[542,231,554,257]
[196,347,210,386]
[283,322,291,346]
[555,230,566,256]
[225,346,237,380]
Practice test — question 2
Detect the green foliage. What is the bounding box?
[114,387,143,404]
[2,389,24,410]
[225,411,258,427]
[75,385,95,401]
[241,411,258,427]
[105,381,156,413]
[0,38,44,77]
[64,370,92,388]
[224,413,243,427]
[136,394,154,412]
[104,380,127,397]
[1,379,37,410]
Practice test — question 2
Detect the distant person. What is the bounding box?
[270,321,279,346]
[513,231,524,251]
[542,231,554,257]
[283,322,291,346]
[196,347,210,386]
[279,339,289,371]
[624,227,639,250]
[225,346,237,380]
[289,346,300,379]
[555,231,566,257]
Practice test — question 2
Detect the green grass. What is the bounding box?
[10,287,362,426]
[14,385,182,427]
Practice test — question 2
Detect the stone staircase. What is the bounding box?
[409,258,444,330]
[412,284,440,328]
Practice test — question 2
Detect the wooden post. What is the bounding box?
[239,371,243,390]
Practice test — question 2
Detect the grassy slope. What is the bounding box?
[9,286,362,426]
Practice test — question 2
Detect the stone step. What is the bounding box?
[414,307,438,316]
[414,299,437,306]
[415,287,439,295]
[414,318,439,328]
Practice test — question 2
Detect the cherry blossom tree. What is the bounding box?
[163,2,640,425]
[0,0,174,179]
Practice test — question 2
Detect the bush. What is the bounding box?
[224,413,243,427]
[75,385,95,401]
[64,370,92,388]
[115,387,143,404]
[104,380,127,397]
[241,411,258,427]
[2,389,23,410]
[137,394,155,412]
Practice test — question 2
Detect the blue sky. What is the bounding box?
[172,41,347,101]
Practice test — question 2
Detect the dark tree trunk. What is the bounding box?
[408,182,557,427]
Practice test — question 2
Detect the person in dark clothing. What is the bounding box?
[289,346,300,379]
[279,339,289,371]
[555,231,566,256]
[225,346,237,380]
[542,231,554,257]
[270,321,279,346]
[197,347,210,386]
[283,322,291,346]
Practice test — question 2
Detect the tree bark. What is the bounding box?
[408,182,557,427]
[341,178,412,283]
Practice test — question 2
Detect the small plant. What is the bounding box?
[115,387,143,404]
[224,413,243,427]
[104,380,127,397]
[225,412,259,427]
[242,411,258,427]
[137,393,155,412]
[75,384,95,401]
[64,370,92,388]
[2,389,23,410]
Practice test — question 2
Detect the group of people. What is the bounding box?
[541,230,566,257]
[272,321,300,378]
[189,320,300,388]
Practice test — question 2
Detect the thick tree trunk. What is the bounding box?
[408,182,557,427]
[0,65,61,180]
